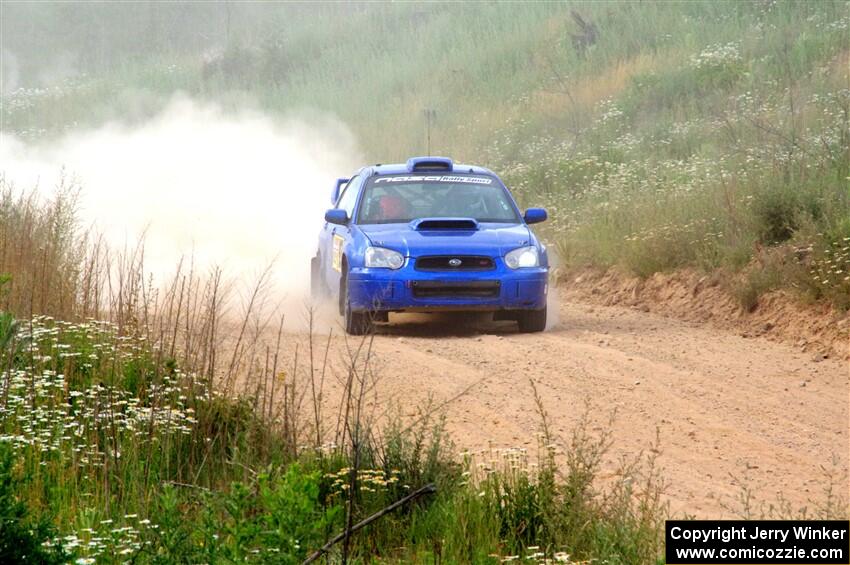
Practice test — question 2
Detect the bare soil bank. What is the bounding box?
[559,267,850,361]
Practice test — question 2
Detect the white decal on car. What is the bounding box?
[332,234,344,272]
[373,176,493,184]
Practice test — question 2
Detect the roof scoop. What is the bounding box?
[411,217,479,231]
[406,156,453,172]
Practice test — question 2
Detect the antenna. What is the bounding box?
[423,108,436,156]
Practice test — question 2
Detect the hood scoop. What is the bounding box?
[411,217,479,231]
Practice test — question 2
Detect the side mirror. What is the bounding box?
[325,208,348,225]
[523,207,548,225]
[331,177,349,205]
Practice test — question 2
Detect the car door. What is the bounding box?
[322,173,362,295]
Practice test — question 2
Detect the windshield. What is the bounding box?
[357,174,520,224]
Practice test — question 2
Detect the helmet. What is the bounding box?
[378,194,409,219]
[450,185,485,214]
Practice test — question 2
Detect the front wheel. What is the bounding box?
[342,271,372,336]
[517,306,546,333]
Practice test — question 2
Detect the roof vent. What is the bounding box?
[406,156,453,173]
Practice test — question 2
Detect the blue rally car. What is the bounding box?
[311,157,549,335]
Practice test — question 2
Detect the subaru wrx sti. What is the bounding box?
[311,157,549,335]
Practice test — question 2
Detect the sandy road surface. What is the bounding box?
[291,288,848,517]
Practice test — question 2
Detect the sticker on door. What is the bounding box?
[332,234,344,272]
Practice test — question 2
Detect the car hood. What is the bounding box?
[358,222,532,257]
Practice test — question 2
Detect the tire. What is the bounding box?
[341,269,371,336]
[517,306,546,333]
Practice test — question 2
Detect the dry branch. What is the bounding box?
[302,483,437,565]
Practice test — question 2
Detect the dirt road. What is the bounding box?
[299,288,848,517]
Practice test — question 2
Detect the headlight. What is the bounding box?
[364,246,404,269]
[505,246,539,269]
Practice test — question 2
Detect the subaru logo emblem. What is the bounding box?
[448,258,462,267]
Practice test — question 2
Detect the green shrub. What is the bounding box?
[799,218,850,310]
[0,444,67,564]
[750,187,803,245]
[732,274,767,312]
[258,465,342,561]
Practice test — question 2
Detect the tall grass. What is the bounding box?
[0,314,668,563]
[0,177,84,319]
[493,2,849,309]
[6,2,840,158]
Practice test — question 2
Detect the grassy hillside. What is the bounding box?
[4,1,848,309]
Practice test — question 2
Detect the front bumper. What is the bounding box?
[347,259,548,313]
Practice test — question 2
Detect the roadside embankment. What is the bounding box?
[559,267,850,361]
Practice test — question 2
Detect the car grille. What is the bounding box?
[415,255,495,271]
[411,280,500,298]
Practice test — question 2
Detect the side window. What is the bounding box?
[336,174,362,219]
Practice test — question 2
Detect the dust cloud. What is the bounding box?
[1,98,558,333]
[1,97,362,327]
[545,251,561,331]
